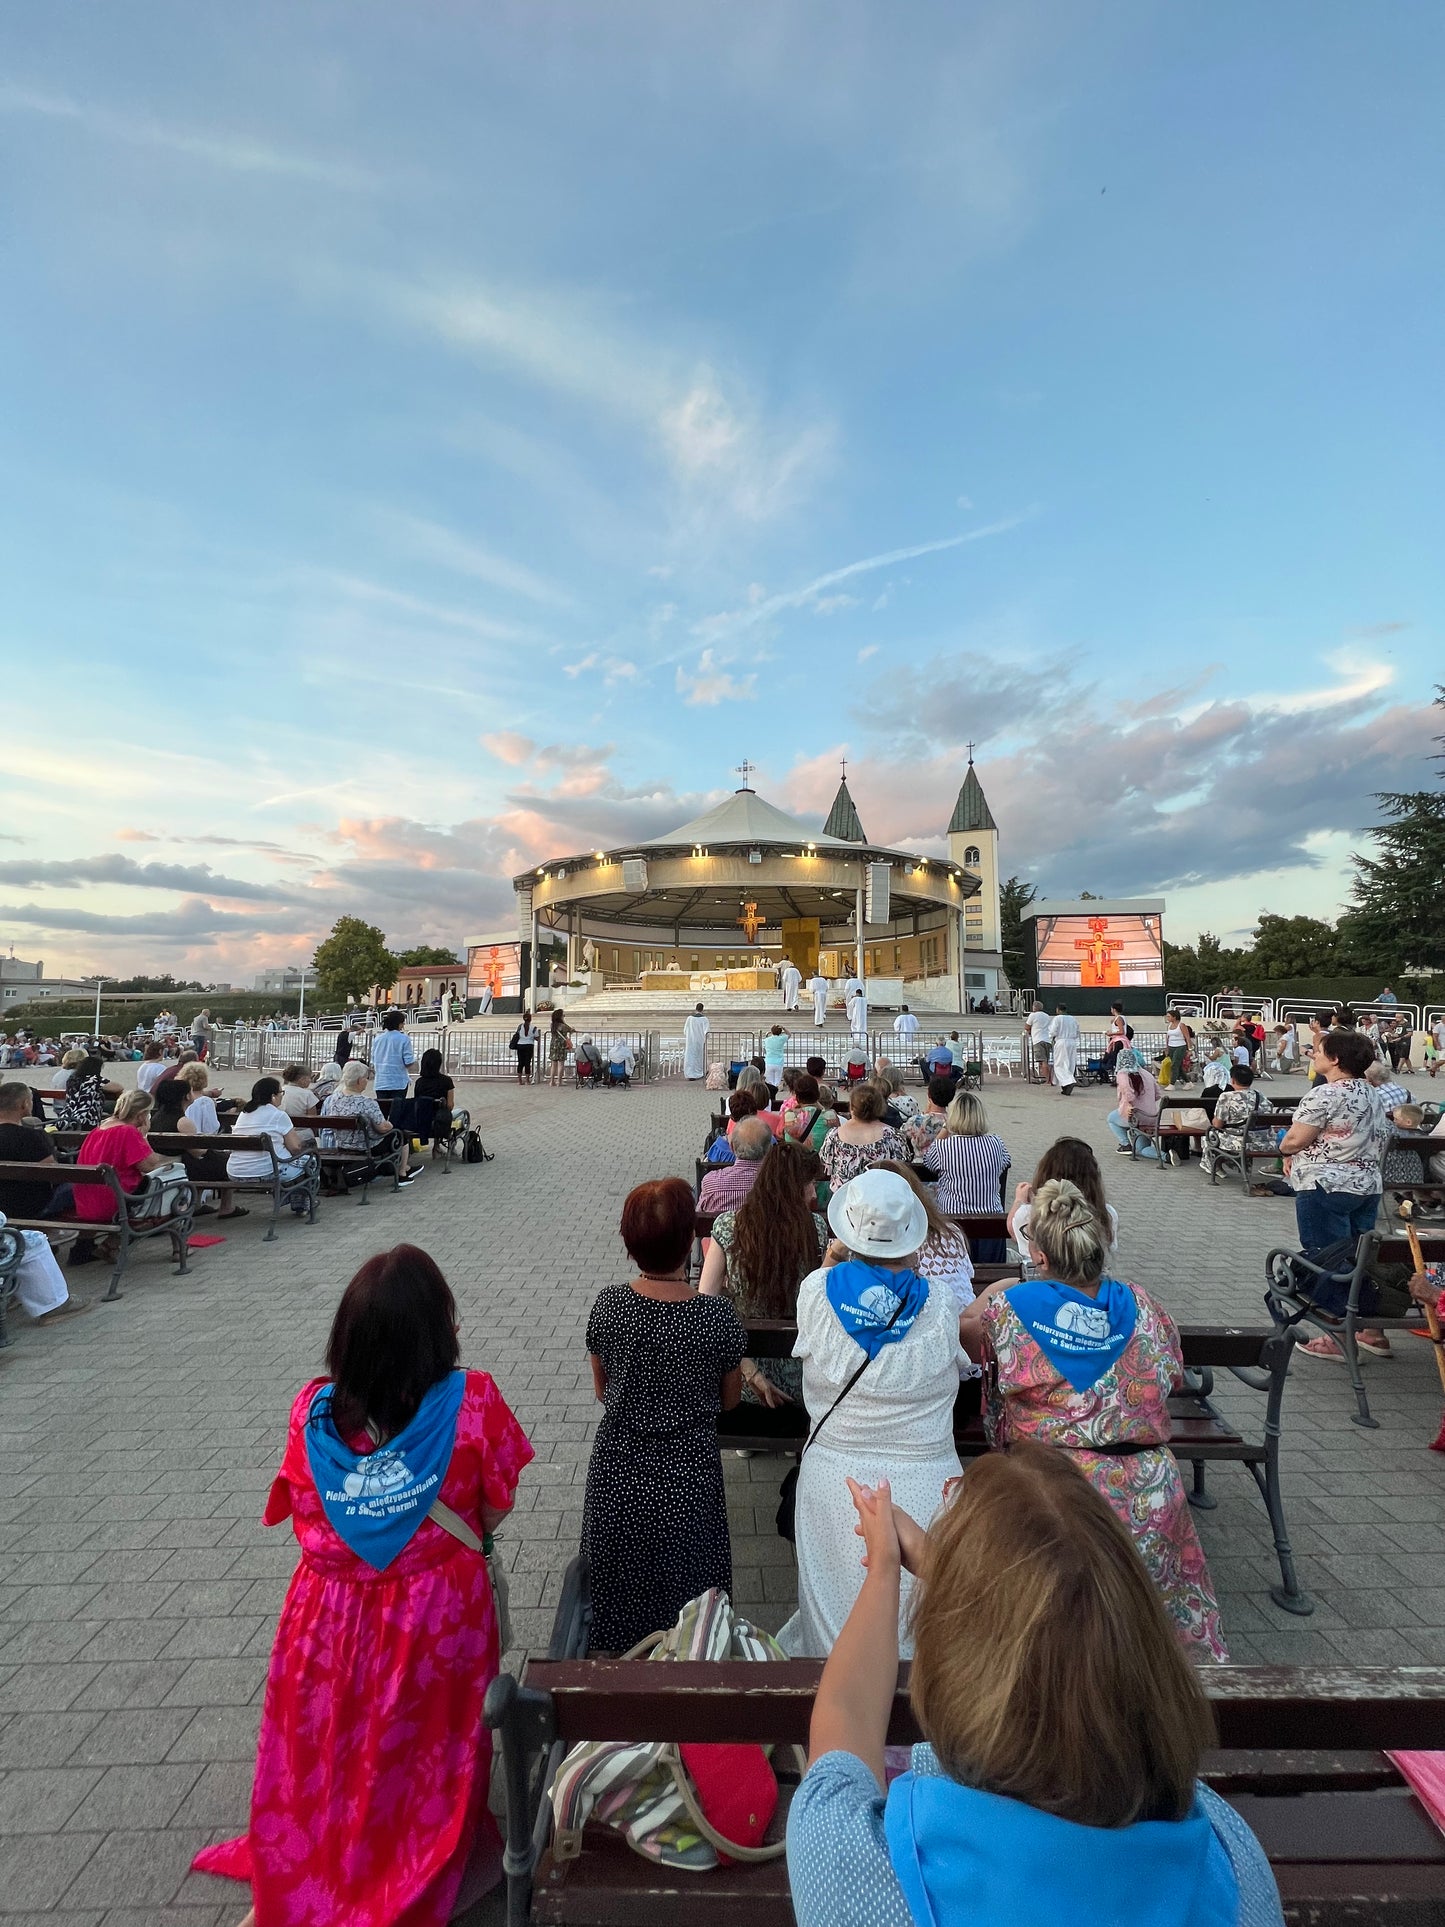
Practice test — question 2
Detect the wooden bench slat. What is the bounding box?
[523,1662,1445,1751]
[1231,1787,1445,1865]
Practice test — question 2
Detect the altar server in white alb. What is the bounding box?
[893,1005,919,1042]
[808,971,830,1027]
[780,960,802,1011]
[1048,1003,1082,1095]
[682,1002,711,1081]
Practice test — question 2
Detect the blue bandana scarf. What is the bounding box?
[825,1261,929,1359]
[305,1371,466,1570]
[883,1772,1238,1927]
[1005,1278,1138,1391]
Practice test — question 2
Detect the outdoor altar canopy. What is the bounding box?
[499,768,990,1012]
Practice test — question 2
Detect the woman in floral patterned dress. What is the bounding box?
[960,1176,1227,1661]
[192,1245,533,1926]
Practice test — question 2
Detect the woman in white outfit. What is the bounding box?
[780,1169,964,1659]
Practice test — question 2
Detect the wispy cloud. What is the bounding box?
[1245,649,1396,716]
[693,514,1031,642]
[372,277,830,522]
[0,83,383,191]
[562,652,639,685]
[377,511,573,609]
[312,570,527,643]
[676,650,757,705]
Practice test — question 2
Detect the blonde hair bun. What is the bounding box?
[1028,1177,1109,1285]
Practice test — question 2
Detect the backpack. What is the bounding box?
[464,1128,491,1165]
[549,1590,801,1871]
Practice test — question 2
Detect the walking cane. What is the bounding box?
[1405,1223,1445,1450]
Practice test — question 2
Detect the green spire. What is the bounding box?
[823,775,867,844]
[948,761,996,835]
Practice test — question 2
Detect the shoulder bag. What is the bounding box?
[775,1287,908,1542]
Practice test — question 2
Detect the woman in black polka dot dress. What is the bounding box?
[581,1178,747,1654]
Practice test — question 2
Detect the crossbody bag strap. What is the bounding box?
[427,1497,484,1553]
[801,1288,909,1460]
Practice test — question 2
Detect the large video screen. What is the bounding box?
[1032,911,1164,988]
[467,941,521,1002]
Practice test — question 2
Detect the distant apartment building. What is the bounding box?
[252,966,314,994]
[0,956,100,1010]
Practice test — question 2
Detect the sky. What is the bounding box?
[1,1,1441,985]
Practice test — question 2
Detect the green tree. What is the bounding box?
[1163,940,1202,992]
[312,918,398,1005]
[1247,913,1340,980]
[1342,688,1445,977]
[395,944,462,968]
[998,875,1037,984]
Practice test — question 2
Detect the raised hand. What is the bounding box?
[846,1477,901,1577]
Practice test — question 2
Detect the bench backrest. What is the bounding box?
[521,1660,1445,1750]
[739,1317,1273,1369]
[0,1158,120,1188]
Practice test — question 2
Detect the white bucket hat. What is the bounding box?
[826,1168,928,1262]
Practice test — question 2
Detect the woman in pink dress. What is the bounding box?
[193,1244,533,1926]
[960,1177,1227,1661]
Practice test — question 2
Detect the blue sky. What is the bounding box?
[1,2,1440,982]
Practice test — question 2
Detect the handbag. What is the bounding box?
[464,1128,491,1165]
[776,1288,909,1542]
[550,1589,804,1870]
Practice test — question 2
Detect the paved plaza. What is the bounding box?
[2,1052,1444,1921]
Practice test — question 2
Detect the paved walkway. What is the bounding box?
[2,1065,1443,1921]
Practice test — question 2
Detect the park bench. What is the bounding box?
[0,1157,193,1301]
[315,1115,405,1202]
[0,1219,24,1346]
[1208,1101,1299,1195]
[147,1132,318,1237]
[1266,1228,1436,1431]
[1382,1131,1445,1227]
[489,1618,1445,1927]
[53,1127,319,1242]
[718,1319,1310,1615]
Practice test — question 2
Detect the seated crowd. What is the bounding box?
[568,1089,1281,1923]
[0,1037,476,1334]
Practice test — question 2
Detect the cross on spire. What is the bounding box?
[734,759,758,789]
[965,739,976,765]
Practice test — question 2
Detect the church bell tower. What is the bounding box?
[947,750,1002,983]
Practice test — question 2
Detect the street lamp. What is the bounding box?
[295,968,316,1029]
[92,977,104,1037]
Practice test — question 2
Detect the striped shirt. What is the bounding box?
[921,1131,1011,1215]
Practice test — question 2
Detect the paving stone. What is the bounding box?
[70,1708,199,1768]
[63,1762,203,1832]
[164,1705,261,1764]
[0,1831,103,1911]
[0,1766,104,1833]
[59,1828,212,1908]
[0,1712,103,1771]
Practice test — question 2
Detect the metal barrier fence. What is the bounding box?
[1019,1031,1172,1085]
[703,1029,986,1084]
[213,1025,678,1082]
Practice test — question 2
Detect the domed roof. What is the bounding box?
[651,786,855,850]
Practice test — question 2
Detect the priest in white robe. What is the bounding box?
[1048,1005,1081,1094]
[682,1003,711,1080]
[780,961,802,1011]
[808,971,830,1026]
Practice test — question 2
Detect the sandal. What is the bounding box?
[1298,1336,1344,1360]
[1356,1334,1394,1358]
[216,1207,250,1220]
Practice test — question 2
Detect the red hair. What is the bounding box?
[620,1178,695,1274]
